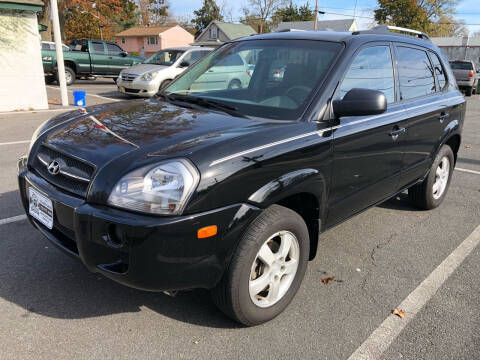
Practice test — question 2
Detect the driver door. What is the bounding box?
[327,44,409,226]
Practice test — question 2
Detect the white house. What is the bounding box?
[0,0,48,111]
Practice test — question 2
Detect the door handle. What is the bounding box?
[388,127,406,141]
[438,112,449,123]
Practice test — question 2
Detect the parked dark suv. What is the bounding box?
[18,26,465,326]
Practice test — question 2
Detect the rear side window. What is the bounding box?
[91,42,105,54]
[430,53,447,90]
[397,47,435,100]
[339,46,395,104]
[449,61,473,70]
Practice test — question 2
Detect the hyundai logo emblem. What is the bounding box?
[47,160,60,175]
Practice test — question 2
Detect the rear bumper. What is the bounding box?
[18,158,260,291]
[456,79,475,88]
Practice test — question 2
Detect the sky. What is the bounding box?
[169,0,480,35]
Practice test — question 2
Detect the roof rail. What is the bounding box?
[353,25,431,41]
[276,28,306,32]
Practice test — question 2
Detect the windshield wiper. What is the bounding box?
[167,94,246,118]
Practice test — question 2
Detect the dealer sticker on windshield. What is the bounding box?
[29,187,53,229]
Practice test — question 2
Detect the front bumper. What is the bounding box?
[18,159,260,291]
[116,79,158,97]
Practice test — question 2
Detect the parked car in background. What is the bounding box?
[41,41,69,52]
[42,39,143,85]
[116,47,212,97]
[449,60,479,96]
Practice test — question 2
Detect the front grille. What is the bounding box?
[121,73,137,82]
[33,145,95,197]
[124,88,140,93]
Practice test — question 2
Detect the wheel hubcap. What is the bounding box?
[65,71,71,83]
[432,156,450,199]
[249,231,300,308]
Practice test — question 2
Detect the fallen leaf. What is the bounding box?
[193,340,199,344]
[48,98,59,104]
[392,309,405,319]
[465,145,472,148]
[321,276,335,285]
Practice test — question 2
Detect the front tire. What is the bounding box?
[228,79,242,89]
[211,204,309,326]
[408,145,454,209]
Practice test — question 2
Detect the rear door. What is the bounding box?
[394,44,452,186]
[327,43,408,226]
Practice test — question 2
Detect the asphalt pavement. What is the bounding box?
[0,83,479,359]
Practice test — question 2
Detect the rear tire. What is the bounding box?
[58,66,75,86]
[228,79,242,89]
[408,145,454,210]
[211,204,309,326]
[465,86,473,96]
[45,75,55,85]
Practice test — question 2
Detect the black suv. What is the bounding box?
[18,26,465,326]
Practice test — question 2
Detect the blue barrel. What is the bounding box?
[73,90,86,106]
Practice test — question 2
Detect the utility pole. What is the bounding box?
[50,0,68,106]
[314,0,319,30]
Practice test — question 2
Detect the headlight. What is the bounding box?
[108,159,200,215]
[141,71,158,81]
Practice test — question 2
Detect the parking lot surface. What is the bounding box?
[0,83,479,359]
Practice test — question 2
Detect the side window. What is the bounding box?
[339,46,395,104]
[181,51,203,65]
[430,52,447,91]
[107,43,123,56]
[397,46,435,100]
[91,42,105,54]
[218,54,244,67]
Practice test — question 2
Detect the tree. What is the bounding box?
[272,2,315,23]
[431,15,468,37]
[192,0,224,35]
[244,0,288,32]
[374,0,460,35]
[61,0,138,41]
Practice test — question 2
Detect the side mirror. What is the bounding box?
[179,61,190,68]
[333,88,387,118]
[120,51,128,57]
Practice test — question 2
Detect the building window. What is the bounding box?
[121,37,125,44]
[209,26,218,39]
[147,36,158,45]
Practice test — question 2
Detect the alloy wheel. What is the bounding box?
[249,231,300,308]
[432,156,450,199]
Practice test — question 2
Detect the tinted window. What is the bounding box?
[91,42,105,54]
[107,43,123,55]
[339,46,395,104]
[431,53,447,90]
[397,47,435,100]
[449,61,473,70]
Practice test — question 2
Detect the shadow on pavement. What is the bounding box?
[377,192,419,212]
[0,191,239,329]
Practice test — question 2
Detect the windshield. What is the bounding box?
[165,40,342,120]
[450,61,473,70]
[144,50,185,66]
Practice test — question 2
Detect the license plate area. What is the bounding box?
[29,186,54,229]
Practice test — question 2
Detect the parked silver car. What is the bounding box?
[116,47,212,97]
[449,60,479,96]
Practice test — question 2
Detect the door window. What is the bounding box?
[339,46,395,104]
[107,43,123,55]
[430,53,447,91]
[397,46,436,100]
[91,42,105,54]
[181,51,208,65]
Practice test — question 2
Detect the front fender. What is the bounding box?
[247,168,327,222]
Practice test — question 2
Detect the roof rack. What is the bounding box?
[353,25,431,41]
[276,28,306,32]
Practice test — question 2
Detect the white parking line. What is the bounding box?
[46,85,121,102]
[0,140,30,146]
[456,167,480,175]
[0,214,27,226]
[0,108,74,116]
[348,224,480,360]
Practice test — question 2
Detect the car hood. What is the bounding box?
[122,63,169,75]
[42,99,269,168]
